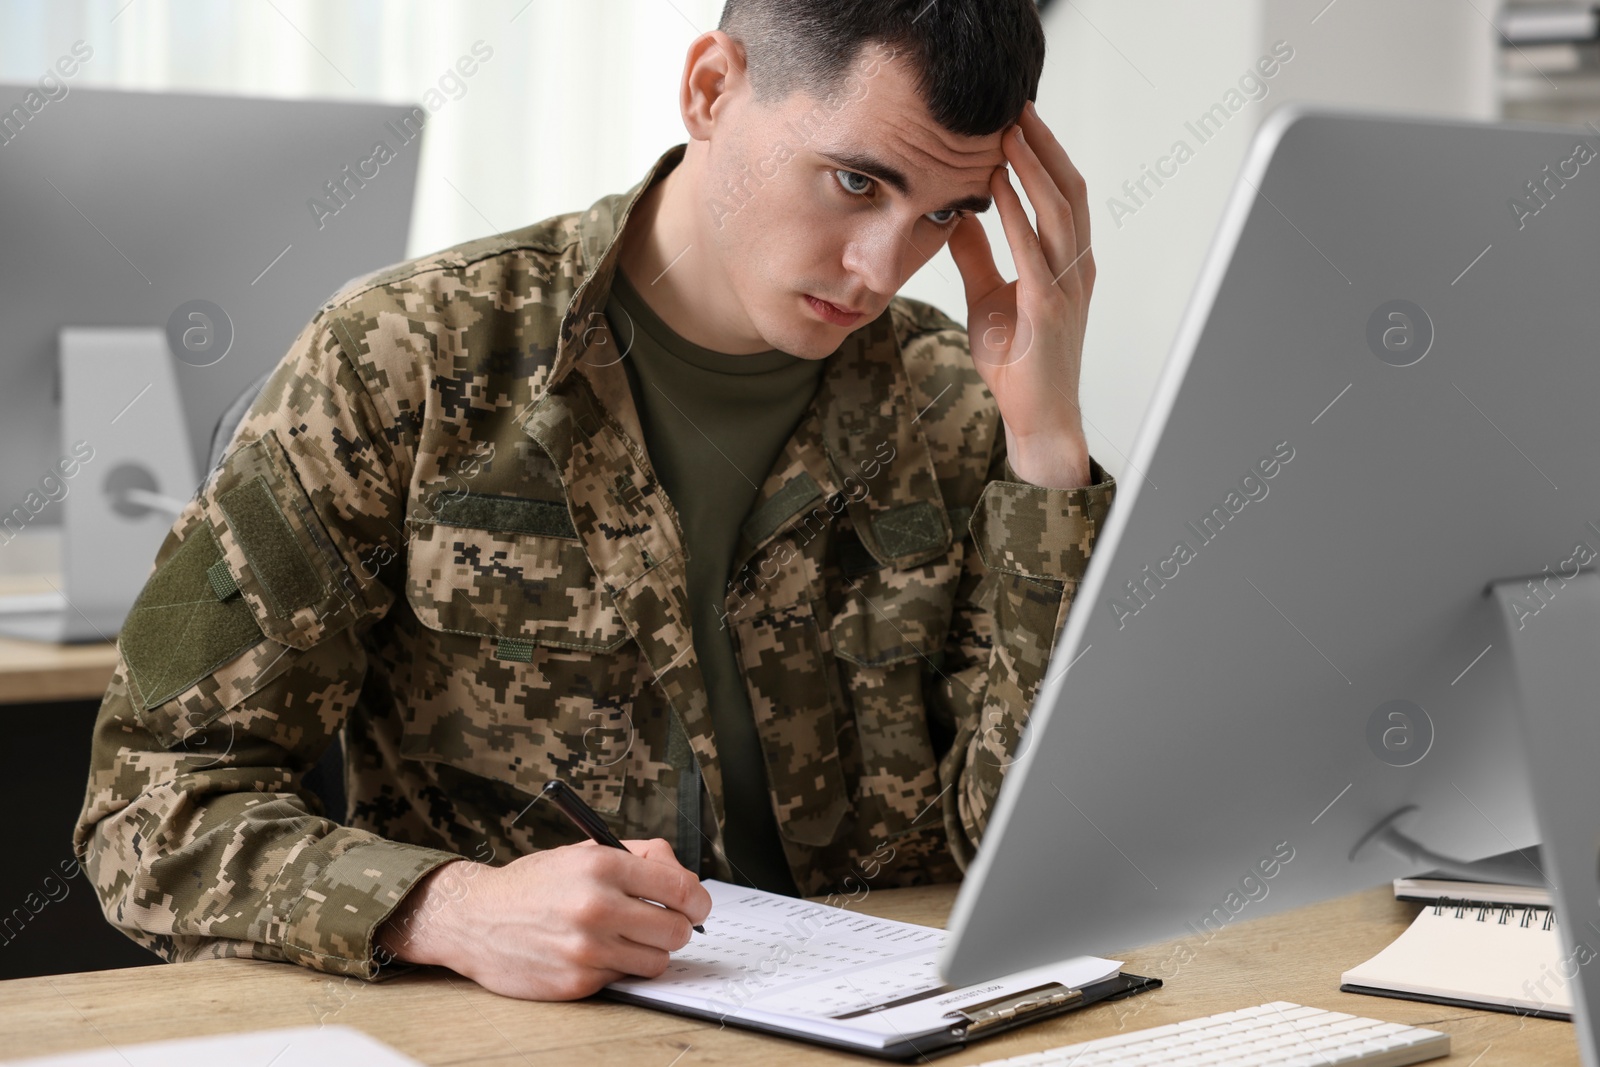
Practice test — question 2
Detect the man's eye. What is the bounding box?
[835,169,873,196]
[927,208,960,225]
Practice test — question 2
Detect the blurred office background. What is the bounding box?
[0,0,1594,979]
[5,0,1590,490]
[5,0,1597,508]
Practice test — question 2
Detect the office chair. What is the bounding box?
[207,370,348,823]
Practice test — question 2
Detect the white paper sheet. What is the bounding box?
[607,879,1122,1049]
[4,1025,421,1067]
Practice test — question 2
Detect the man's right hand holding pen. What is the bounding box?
[375,778,709,1002]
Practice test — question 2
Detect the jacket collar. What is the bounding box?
[550,143,687,391]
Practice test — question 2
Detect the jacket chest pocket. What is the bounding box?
[400,495,636,814]
[827,546,962,844]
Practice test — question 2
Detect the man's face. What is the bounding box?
[699,44,1008,359]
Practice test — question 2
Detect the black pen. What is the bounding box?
[541,779,705,933]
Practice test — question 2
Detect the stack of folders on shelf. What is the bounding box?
[1341,846,1573,1020]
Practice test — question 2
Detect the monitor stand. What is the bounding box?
[0,328,195,644]
[1351,804,1544,887]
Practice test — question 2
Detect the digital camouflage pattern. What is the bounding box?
[74,143,1117,980]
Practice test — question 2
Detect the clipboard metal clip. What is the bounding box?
[943,982,1084,1038]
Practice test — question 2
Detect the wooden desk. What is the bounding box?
[0,635,117,704]
[0,577,118,704]
[0,883,1576,1065]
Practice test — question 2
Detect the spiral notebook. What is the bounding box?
[1341,897,1572,1020]
[600,879,1160,1060]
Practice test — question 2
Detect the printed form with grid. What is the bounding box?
[967,1001,1450,1066]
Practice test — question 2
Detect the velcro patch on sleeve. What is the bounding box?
[202,431,393,651]
[217,475,327,616]
[120,525,264,710]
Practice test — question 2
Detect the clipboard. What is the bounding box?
[599,969,1162,1062]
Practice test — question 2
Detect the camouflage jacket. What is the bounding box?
[74,144,1117,980]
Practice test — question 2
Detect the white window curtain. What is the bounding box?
[0,0,726,258]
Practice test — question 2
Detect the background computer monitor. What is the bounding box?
[942,105,1598,993]
[0,83,423,525]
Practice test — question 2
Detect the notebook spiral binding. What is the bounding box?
[1429,895,1557,931]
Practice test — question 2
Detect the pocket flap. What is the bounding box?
[406,496,629,652]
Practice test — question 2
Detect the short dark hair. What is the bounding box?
[717,0,1046,138]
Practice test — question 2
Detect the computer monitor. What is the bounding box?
[941,105,1600,1058]
[0,83,423,638]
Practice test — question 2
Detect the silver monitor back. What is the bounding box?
[941,104,1600,1020]
[0,82,424,639]
[0,82,424,520]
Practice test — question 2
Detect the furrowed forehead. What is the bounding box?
[798,55,1008,203]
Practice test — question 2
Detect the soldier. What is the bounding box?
[75,0,1116,1002]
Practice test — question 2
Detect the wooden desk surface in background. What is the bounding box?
[0,576,118,704]
[0,635,117,704]
[0,883,1576,1065]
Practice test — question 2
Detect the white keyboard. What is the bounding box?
[969,1001,1449,1066]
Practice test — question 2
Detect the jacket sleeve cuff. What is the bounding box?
[971,455,1117,581]
[280,835,463,979]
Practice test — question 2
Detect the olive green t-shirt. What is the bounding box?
[606,268,826,896]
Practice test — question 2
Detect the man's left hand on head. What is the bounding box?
[948,100,1095,489]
